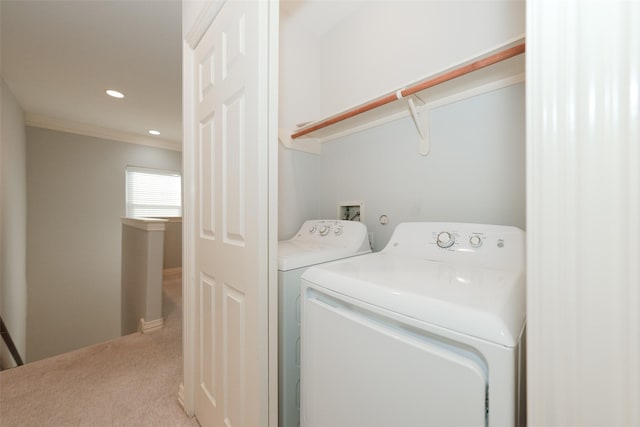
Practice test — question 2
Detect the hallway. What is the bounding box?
[0,272,198,426]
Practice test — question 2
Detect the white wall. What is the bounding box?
[280,1,528,124]
[316,84,525,250]
[278,1,526,244]
[278,10,323,239]
[319,1,526,116]
[0,77,28,368]
[279,10,322,130]
[26,127,182,362]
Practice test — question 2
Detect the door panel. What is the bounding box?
[199,273,217,406]
[223,283,246,426]
[222,90,246,245]
[190,1,274,425]
[302,289,488,427]
[199,114,216,240]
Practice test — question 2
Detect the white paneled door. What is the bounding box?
[185,0,277,426]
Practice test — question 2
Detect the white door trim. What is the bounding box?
[266,2,279,425]
[181,34,197,417]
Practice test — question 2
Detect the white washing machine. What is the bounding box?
[300,222,526,427]
[279,219,371,427]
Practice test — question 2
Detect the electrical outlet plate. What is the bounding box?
[338,201,364,222]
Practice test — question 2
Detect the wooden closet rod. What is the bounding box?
[291,42,526,140]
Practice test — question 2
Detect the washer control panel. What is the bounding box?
[305,220,347,238]
[294,220,367,248]
[279,220,371,271]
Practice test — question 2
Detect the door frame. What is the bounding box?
[180,1,279,425]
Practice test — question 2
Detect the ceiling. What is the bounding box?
[0,0,361,151]
[1,0,183,149]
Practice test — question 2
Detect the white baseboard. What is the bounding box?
[178,383,185,410]
[138,317,164,334]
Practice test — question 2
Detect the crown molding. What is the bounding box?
[25,112,182,152]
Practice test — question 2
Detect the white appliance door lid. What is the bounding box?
[301,252,525,347]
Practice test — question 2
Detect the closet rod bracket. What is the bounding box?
[279,128,322,155]
[406,97,430,156]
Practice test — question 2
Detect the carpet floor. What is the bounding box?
[0,272,199,427]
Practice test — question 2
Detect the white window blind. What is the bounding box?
[126,167,182,218]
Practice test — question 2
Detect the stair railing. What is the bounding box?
[0,315,24,366]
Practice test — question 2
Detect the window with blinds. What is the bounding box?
[126,166,182,218]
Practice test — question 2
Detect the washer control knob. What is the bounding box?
[469,235,482,248]
[334,228,343,236]
[309,226,317,234]
[436,231,455,248]
[319,226,330,236]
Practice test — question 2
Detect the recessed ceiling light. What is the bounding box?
[106,89,124,98]
[148,130,161,136]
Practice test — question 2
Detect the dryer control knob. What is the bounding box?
[469,235,482,248]
[334,228,343,236]
[309,226,317,234]
[436,231,455,248]
[319,226,330,236]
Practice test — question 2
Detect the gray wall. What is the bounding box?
[315,84,526,250]
[162,218,182,270]
[121,222,165,335]
[278,147,320,240]
[26,127,181,362]
[0,77,28,368]
[278,86,526,247]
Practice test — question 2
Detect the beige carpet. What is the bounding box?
[0,272,199,427]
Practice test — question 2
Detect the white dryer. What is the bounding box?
[300,222,526,427]
[278,220,370,427]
